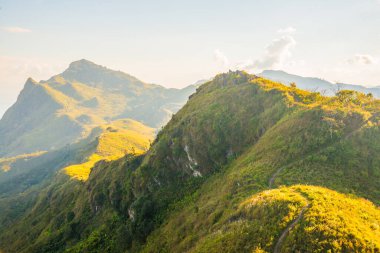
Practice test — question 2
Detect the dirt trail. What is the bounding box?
[273,202,310,253]
[268,167,284,188]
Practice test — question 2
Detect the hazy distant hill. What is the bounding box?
[0,60,196,157]
[260,69,380,97]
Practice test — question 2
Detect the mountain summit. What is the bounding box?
[67,59,104,69]
[63,59,112,80]
[59,59,148,90]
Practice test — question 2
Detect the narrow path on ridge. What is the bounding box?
[273,200,310,253]
[268,167,284,188]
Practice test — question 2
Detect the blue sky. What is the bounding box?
[1,0,380,116]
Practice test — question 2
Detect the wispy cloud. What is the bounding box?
[214,49,230,68]
[2,26,32,33]
[213,27,297,73]
[237,27,297,71]
[347,54,377,65]
[252,34,296,69]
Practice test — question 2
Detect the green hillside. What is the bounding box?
[0,119,153,240]
[0,71,379,253]
[0,59,195,157]
[144,185,379,253]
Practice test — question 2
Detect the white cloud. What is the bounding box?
[213,28,297,73]
[256,34,296,69]
[237,34,296,71]
[2,26,32,33]
[214,49,230,68]
[347,54,377,65]
[277,26,296,34]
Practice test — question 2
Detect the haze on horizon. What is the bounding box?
[1,0,380,117]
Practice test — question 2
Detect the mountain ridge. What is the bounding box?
[0,60,196,157]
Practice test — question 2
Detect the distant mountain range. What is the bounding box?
[0,59,196,157]
[260,69,380,97]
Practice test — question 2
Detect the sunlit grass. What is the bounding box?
[64,154,102,181]
[64,119,154,181]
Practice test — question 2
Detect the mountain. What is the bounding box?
[260,69,380,97]
[0,59,196,157]
[1,71,379,253]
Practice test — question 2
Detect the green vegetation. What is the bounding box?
[169,185,380,253]
[0,118,153,252]
[1,71,380,253]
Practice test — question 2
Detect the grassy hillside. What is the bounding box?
[64,119,154,181]
[1,71,379,253]
[0,59,195,157]
[0,119,153,192]
[177,185,380,252]
[0,119,153,248]
[148,185,379,253]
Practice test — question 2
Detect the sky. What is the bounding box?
[1,0,380,117]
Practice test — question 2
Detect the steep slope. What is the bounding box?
[260,69,380,97]
[1,71,380,253]
[0,119,153,234]
[0,59,195,157]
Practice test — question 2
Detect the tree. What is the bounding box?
[290,82,297,88]
[336,90,355,104]
[367,93,374,99]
